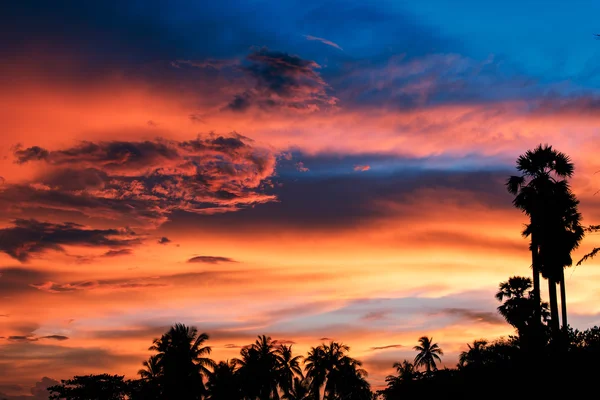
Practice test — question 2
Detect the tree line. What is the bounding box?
[45,144,600,399]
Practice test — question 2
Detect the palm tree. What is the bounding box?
[507,144,579,338]
[283,377,312,400]
[206,360,241,400]
[328,358,371,400]
[148,323,215,400]
[458,340,488,368]
[234,335,281,400]
[536,180,584,332]
[304,341,355,400]
[390,360,417,382]
[138,355,161,381]
[413,336,443,374]
[495,276,550,344]
[276,344,304,397]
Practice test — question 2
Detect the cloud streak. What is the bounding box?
[303,35,343,51]
[0,219,139,262]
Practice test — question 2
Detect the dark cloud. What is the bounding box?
[7,336,37,342]
[440,308,504,325]
[31,278,167,293]
[166,153,513,232]
[40,335,69,341]
[0,267,53,297]
[102,249,133,258]
[370,344,403,351]
[361,311,390,322]
[227,48,337,112]
[5,335,69,342]
[319,337,333,341]
[187,256,237,264]
[4,134,277,227]
[272,339,296,345]
[0,219,139,262]
[224,343,246,349]
[157,237,171,244]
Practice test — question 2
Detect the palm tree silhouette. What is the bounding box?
[496,275,550,344]
[206,360,240,400]
[535,179,584,333]
[138,355,161,381]
[458,340,488,368]
[148,323,215,399]
[304,341,356,400]
[413,336,443,374]
[282,377,312,400]
[391,360,417,382]
[234,335,281,400]
[276,344,304,397]
[507,144,579,337]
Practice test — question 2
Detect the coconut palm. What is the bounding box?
[413,336,443,374]
[148,323,215,399]
[507,144,579,338]
[234,335,281,400]
[283,377,312,400]
[276,344,304,397]
[391,360,417,382]
[304,341,355,400]
[138,355,161,381]
[328,358,371,400]
[458,340,488,368]
[206,360,241,400]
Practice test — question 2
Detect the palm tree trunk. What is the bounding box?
[531,236,542,350]
[559,267,567,330]
[531,236,541,323]
[548,277,560,338]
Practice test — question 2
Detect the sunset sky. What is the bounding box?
[2,0,600,397]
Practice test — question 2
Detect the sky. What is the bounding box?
[1,0,600,396]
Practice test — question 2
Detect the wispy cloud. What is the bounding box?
[304,35,343,51]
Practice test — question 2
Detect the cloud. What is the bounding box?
[303,35,343,50]
[227,48,337,112]
[6,134,277,227]
[7,335,70,342]
[370,344,403,351]
[30,278,167,293]
[40,335,69,341]
[353,165,370,171]
[187,256,237,264]
[102,249,133,258]
[157,237,171,245]
[439,308,504,325]
[295,162,309,172]
[0,219,140,262]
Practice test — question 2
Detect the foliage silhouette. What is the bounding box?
[507,144,583,343]
[413,336,443,374]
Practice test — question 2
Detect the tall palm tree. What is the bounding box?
[304,341,354,400]
[138,355,161,381]
[276,344,304,397]
[206,360,241,400]
[283,377,312,400]
[507,144,578,337]
[234,335,281,400]
[413,336,443,374]
[390,360,417,382]
[536,180,584,332]
[458,340,488,368]
[148,323,215,400]
[328,358,371,400]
